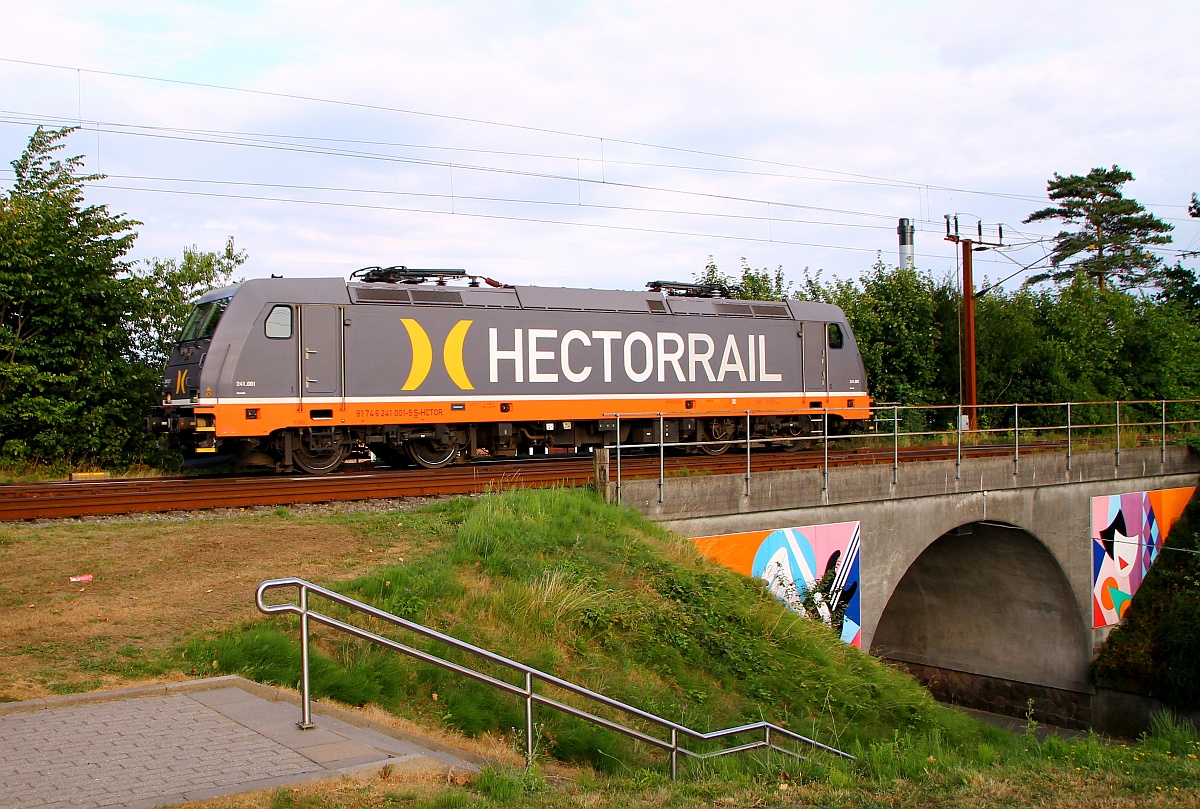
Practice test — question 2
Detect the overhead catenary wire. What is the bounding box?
[0,117,934,226]
[0,158,1095,270]
[0,163,1043,267]
[55,172,962,234]
[81,181,960,259]
[0,120,1118,273]
[0,108,1057,206]
[2,62,1193,279]
[2,57,1193,216]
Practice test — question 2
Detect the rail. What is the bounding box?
[603,398,1200,504]
[256,577,855,779]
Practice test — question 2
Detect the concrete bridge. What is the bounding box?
[607,445,1200,729]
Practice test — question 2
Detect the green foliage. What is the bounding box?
[811,259,951,407]
[471,766,547,801]
[695,257,793,301]
[1024,166,1173,291]
[0,126,151,465]
[1157,263,1200,316]
[0,127,246,469]
[1092,496,1200,710]
[788,259,1200,419]
[126,236,246,367]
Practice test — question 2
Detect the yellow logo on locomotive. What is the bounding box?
[400,318,474,391]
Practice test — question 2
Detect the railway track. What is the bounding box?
[0,442,1051,521]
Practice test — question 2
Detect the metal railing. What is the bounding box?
[256,577,854,779]
[604,398,1200,504]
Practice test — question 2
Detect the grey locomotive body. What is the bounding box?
[150,271,871,473]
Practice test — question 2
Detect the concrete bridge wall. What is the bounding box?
[611,446,1200,726]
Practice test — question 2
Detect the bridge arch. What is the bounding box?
[869,520,1092,721]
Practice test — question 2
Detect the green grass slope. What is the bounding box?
[192,487,999,775]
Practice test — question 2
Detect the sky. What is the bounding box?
[1,1,1198,293]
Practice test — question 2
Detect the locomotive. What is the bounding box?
[149,267,871,474]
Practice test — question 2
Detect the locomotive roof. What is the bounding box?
[194,277,848,322]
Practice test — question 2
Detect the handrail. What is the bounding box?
[256,577,855,779]
[599,397,1200,503]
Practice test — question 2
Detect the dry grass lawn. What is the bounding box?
[0,507,421,701]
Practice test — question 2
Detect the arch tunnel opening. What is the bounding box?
[869,521,1093,727]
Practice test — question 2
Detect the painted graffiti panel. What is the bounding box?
[1092,487,1195,628]
[693,522,862,647]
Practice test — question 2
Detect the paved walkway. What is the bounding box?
[0,677,483,809]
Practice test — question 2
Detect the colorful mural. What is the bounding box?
[693,522,862,647]
[1092,487,1195,628]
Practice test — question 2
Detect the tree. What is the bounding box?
[1024,166,1173,291]
[802,258,951,408]
[126,237,246,368]
[0,128,247,468]
[695,257,793,301]
[0,126,153,464]
[1190,193,1199,219]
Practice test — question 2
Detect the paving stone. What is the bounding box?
[0,681,479,808]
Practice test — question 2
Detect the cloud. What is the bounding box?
[1,1,1196,289]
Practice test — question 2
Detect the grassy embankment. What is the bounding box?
[3,488,1199,807]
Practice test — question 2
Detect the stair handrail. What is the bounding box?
[256,577,854,779]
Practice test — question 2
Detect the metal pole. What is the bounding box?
[1115,400,1121,468]
[955,403,962,480]
[745,411,751,497]
[1162,399,1168,464]
[615,414,622,504]
[658,413,665,504]
[1013,403,1020,476]
[298,585,314,729]
[892,405,899,486]
[1066,401,1072,471]
[670,727,678,781]
[962,240,978,430]
[525,671,534,765]
[823,410,830,491]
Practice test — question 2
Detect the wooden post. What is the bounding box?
[593,447,610,500]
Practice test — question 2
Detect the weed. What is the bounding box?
[471,765,547,801]
[1144,710,1200,756]
[1023,697,1040,739]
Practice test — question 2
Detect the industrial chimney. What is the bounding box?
[897,218,915,268]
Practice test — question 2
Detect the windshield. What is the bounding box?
[178,297,231,342]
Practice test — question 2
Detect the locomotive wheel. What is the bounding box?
[698,417,737,456]
[292,440,351,475]
[406,440,459,469]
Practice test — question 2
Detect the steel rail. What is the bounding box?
[0,440,1115,521]
[4,395,1196,520]
[256,577,854,779]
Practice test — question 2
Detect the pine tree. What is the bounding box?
[1024,166,1172,290]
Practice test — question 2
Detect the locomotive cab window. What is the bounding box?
[827,323,844,349]
[179,297,232,342]
[264,305,293,339]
